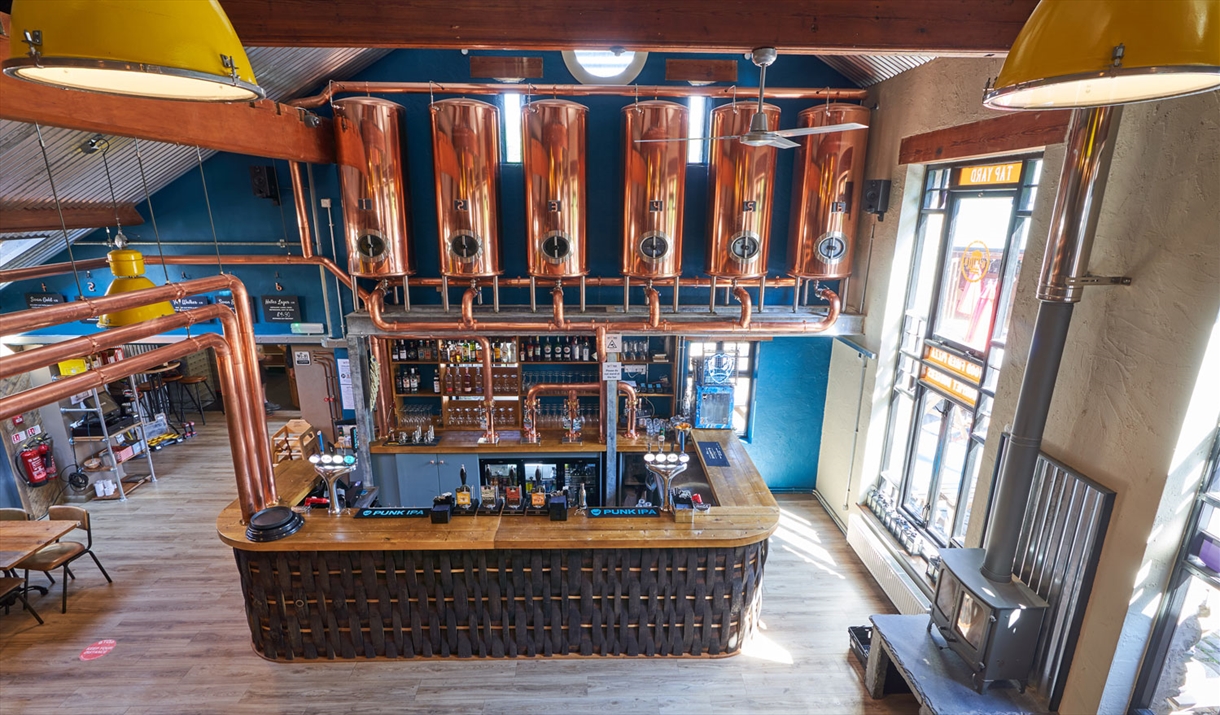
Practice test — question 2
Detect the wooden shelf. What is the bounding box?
[393,390,443,397]
[520,360,597,365]
[389,360,439,365]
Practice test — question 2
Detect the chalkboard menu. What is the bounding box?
[261,295,302,323]
[25,292,65,309]
[173,296,210,311]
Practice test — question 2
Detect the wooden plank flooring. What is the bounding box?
[0,418,917,714]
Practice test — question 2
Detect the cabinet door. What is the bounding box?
[436,454,474,495]
[395,453,440,507]
[371,454,402,506]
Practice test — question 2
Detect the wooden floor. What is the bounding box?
[0,418,918,715]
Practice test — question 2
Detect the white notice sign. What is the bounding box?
[604,333,623,353]
[337,358,354,410]
[602,361,623,381]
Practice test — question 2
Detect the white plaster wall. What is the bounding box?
[818,56,1220,715]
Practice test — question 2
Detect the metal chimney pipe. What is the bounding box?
[980,106,1122,583]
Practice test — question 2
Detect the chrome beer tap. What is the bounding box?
[308,448,357,516]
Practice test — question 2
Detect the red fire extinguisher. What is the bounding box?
[16,436,55,487]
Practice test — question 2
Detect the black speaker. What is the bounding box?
[249,165,281,205]
[862,179,891,220]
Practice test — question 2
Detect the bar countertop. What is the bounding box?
[217,430,778,551]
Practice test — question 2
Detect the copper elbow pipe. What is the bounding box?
[288,161,314,259]
[0,333,265,521]
[552,286,567,329]
[617,382,640,440]
[460,287,478,330]
[644,286,661,329]
[734,285,753,330]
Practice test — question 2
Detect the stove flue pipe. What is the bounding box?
[980,106,1122,583]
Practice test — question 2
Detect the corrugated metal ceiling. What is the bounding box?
[817,54,934,88]
[0,47,389,279]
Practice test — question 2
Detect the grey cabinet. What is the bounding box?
[371,453,474,507]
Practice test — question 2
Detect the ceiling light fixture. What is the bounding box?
[984,0,1220,109]
[3,0,264,102]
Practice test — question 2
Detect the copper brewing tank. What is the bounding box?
[621,100,688,280]
[705,101,780,280]
[431,98,503,278]
[788,104,870,279]
[523,99,588,278]
[333,97,414,277]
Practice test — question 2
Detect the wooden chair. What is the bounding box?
[16,506,112,613]
[0,577,43,625]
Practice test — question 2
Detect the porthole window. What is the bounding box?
[562,50,648,85]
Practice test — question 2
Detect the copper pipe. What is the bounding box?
[289,81,868,110]
[0,334,265,521]
[552,286,567,329]
[617,382,640,440]
[644,285,661,329]
[734,286,753,330]
[2,254,370,301]
[460,287,478,329]
[0,275,275,501]
[0,306,260,501]
[288,161,314,259]
[369,337,394,438]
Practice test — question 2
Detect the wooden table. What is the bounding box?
[0,521,77,571]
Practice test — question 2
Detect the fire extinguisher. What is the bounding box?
[16,435,56,488]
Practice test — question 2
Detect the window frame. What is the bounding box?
[681,339,758,441]
[882,155,1042,550]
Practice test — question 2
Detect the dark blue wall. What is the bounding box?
[3,49,847,490]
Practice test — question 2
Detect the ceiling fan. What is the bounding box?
[636,47,867,150]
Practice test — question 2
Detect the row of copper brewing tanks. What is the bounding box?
[332,95,870,292]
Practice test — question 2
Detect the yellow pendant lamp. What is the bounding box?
[984,0,1220,109]
[98,248,176,328]
[3,0,264,102]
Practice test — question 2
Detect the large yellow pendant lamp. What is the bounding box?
[97,239,176,328]
[3,0,264,102]
[984,0,1220,109]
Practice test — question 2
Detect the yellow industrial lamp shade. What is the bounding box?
[98,249,176,328]
[3,0,264,102]
[984,0,1220,110]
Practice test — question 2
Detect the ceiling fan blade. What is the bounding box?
[764,135,801,149]
[772,122,869,139]
[634,135,743,143]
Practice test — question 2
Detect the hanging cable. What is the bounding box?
[195,146,225,274]
[133,138,171,284]
[98,138,126,240]
[34,123,84,296]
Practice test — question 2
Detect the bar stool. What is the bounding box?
[175,375,215,425]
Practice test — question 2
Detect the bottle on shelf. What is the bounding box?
[474,367,483,395]
[433,370,441,394]
[462,367,472,394]
[544,337,553,362]
[493,342,501,363]
[563,336,572,361]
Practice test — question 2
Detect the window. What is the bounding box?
[502,92,523,163]
[687,95,707,164]
[561,50,648,85]
[1134,421,1220,715]
[878,156,1042,549]
[682,340,757,438]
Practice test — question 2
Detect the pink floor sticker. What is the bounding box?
[79,639,116,661]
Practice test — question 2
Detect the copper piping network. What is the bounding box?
[3,254,371,302]
[0,276,276,504]
[0,332,266,521]
[289,81,867,109]
[0,307,260,491]
[287,161,313,259]
[520,381,639,444]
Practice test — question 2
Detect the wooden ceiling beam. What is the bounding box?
[220,0,1036,56]
[899,111,1071,165]
[0,14,335,164]
[0,203,144,233]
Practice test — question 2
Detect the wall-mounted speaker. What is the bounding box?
[249,165,281,205]
[862,179,891,221]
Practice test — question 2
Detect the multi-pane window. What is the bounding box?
[682,340,757,438]
[879,157,1041,548]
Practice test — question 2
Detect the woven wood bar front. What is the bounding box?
[234,542,767,661]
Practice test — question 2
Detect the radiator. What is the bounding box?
[846,512,930,615]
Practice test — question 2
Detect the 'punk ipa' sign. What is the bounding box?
[261,295,301,323]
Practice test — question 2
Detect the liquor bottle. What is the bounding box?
[493,342,502,362]
[444,368,454,395]
[405,340,414,361]
[563,336,572,361]
[474,368,484,395]
[544,337,553,361]
[432,371,441,394]
[410,368,419,393]
[462,367,472,394]
[582,338,591,362]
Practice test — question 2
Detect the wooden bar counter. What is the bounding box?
[218,430,778,661]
